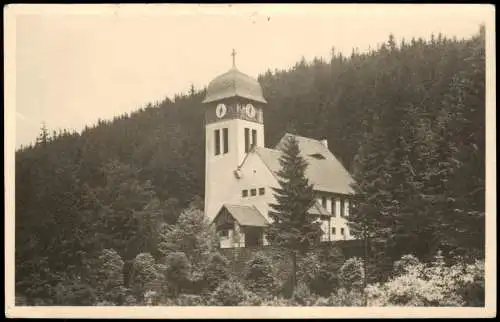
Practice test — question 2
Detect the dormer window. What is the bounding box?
[309,153,325,160]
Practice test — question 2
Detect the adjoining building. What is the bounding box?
[203,52,357,248]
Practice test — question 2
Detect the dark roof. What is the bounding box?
[202,67,267,104]
[254,133,356,195]
[220,204,270,227]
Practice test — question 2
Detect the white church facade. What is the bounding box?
[203,53,357,248]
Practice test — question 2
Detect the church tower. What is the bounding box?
[202,50,267,221]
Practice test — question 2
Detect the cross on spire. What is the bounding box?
[231,49,237,68]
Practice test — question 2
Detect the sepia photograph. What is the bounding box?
[4,3,496,318]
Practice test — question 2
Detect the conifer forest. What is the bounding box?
[15,27,486,306]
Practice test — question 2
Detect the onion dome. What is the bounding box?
[203,51,267,104]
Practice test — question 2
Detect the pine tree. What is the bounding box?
[36,122,50,146]
[348,120,396,284]
[267,135,323,293]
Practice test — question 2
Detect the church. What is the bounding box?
[203,51,357,249]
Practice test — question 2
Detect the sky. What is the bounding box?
[8,4,492,148]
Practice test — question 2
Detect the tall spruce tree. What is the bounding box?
[267,135,323,293]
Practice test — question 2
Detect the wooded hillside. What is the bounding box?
[15,27,485,303]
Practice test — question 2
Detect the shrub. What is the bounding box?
[95,300,116,306]
[144,290,160,305]
[240,290,263,306]
[92,249,126,305]
[203,252,230,292]
[208,278,247,306]
[339,257,365,291]
[164,252,191,297]
[158,208,218,269]
[129,253,162,301]
[365,253,485,307]
[313,296,331,306]
[312,288,364,307]
[123,294,138,306]
[291,282,317,306]
[335,288,365,306]
[308,247,343,297]
[296,252,322,288]
[392,254,421,277]
[174,294,206,306]
[456,259,485,306]
[52,278,97,306]
[260,296,292,306]
[243,251,277,298]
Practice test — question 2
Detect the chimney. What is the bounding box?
[320,139,328,149]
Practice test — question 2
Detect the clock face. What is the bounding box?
[245,103,256,118]
[216,103,227,118]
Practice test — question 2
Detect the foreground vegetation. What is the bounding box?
[15,206,485,306]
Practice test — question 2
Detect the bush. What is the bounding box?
[335,288,365,306]
[144,290,160,305]
[291,282,317,306]
[308,247,343,297]
[208,279,247,306]
[174,294,206,306]
[130,253,162,301]
[296,252,322,288]
[52,278,97,305]
[339,257,365,291]
[95,300,116,306]
[392,254,421,277]
[313,296,331,306]
[244,252,277,298]
[260,296,292,306]
[203,252,230,292]
[164,252,190,297]
[92,249,126,305]
[123,294,138,306]
[456,259,485,306]
[240,290,263,306]
[365,252,485,307]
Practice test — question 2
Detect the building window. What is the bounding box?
[252,129,257,148]
[332,197,336,217]
[340,199,345,217]
[341,227,345,236]
[222,128,229,153]
[250,188,257,196]
[332,227,336,235]
[259,187,265,195]
[219,229,228,238]
[321,196,327,209]
[244,128,250,153]
[242,189,248,197]
[214,129,220,155]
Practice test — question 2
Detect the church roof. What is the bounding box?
[253,133,355,195]
[221,204,270,227]
[202,67,267,104]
